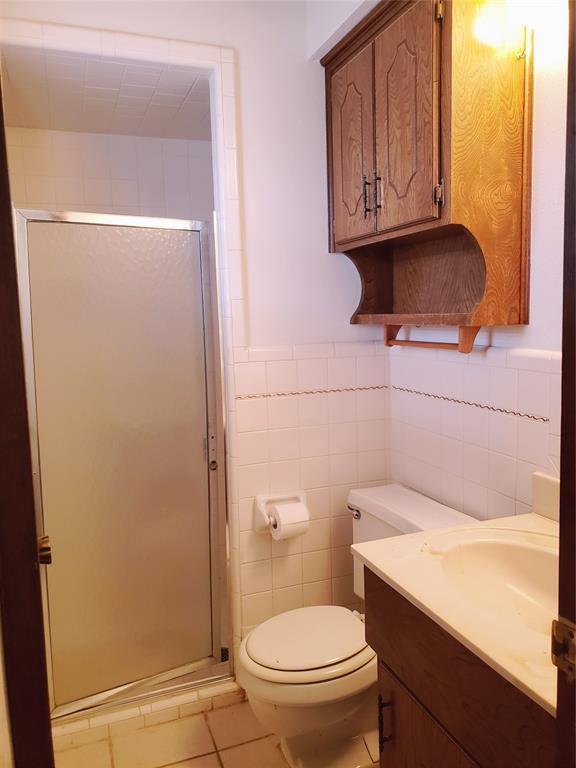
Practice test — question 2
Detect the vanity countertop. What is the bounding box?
[352,513,559,715]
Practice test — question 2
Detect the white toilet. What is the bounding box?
[237,484,473,765]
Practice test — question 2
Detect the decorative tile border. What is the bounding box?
[235,384,387,400]
[391,386,550,423]
[236,383,549,423]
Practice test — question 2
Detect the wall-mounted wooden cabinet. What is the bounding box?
[322,0,533,352]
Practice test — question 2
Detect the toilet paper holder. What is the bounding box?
[253,491,308,533]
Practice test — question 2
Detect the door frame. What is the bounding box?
[556,0,575,764]
[13,209,230,719]
[0,94,54,766]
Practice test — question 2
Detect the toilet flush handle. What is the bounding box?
[347,504,361,520]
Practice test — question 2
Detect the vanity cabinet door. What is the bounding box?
[379,664,478,768]
[373,0,440,234]
[329,42,376,246]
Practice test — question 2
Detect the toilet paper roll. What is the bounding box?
[269,501,310,541]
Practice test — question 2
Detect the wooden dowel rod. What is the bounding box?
[387,339,460,350]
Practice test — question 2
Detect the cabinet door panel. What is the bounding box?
[379,664,478,768]
[374,0,439,233]
[330,42,375,245]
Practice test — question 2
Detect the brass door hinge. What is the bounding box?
[433,179,445,206]
[552,617,575,682]
[435,0,444,21]
[38,535,52,565]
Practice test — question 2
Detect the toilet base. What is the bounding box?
[277,689,377,768]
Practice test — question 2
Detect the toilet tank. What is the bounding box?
[348,484,473,598]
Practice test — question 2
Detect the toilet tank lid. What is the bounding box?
[348,483,471,534]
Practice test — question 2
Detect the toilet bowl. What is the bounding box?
[237,605,377,763]
[238,484,474,765]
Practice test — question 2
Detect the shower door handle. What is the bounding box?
[38,535,52,565]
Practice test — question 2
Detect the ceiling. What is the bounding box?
[1,45,212,140]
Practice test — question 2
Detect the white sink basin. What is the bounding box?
[422,528,559,636]
[352,514,560,714]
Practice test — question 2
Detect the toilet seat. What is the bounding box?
[240,606,376,685]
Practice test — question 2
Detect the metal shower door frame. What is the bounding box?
[13,209,231,718]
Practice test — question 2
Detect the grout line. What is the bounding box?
[217,732,276,754]
[108,735,116,768]
[203,710,219,754]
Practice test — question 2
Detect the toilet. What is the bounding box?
[237,484,473,766]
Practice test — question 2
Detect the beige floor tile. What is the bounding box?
[363,729,380,763]
[169,755,221,768]
[220,735,288,768]
[296,735,373,768]
[54,740,112,768]
[112,714,215,768]
[206,702,270,750]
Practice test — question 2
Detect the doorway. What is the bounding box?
[14,210,227,718]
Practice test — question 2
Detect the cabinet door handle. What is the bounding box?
[362,174,373,219]
[378,693,393,752]
[373,171,382,213]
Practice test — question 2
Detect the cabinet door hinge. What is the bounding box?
[552,617,575,682]
[435,0,444,21]
[433,179,445,206]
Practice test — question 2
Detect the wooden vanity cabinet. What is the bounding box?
[322,0,533,351]
[364,568,556,768]
[378,664,478,767]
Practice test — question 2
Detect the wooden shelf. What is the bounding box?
[352,312,472,327]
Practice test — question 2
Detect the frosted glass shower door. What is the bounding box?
[26,221,212,707]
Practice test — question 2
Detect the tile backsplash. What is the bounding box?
[387,345,561,520]
[225,340,561,647]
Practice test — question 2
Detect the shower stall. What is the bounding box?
[14,210,229,719]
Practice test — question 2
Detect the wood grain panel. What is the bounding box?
[374,0,439,232]
[392,227,485,314]
[365,569,555,768]
[379,664,479,767]
[330,42,376,245]
[449,0,528,327]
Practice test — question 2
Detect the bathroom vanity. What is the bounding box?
[354,515,558,767]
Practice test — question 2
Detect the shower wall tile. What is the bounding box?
[5,127,214,221]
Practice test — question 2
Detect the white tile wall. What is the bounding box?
[227,342,389,639]
[5,127,213,220]
[387,346,561,520]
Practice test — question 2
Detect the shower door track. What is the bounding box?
[14,209,231,720]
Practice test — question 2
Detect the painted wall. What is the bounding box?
[5,127,214,220]
[0,2,568,350]
[305,0,377,59]
[0,0,380,347]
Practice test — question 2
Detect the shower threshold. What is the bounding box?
[51,657,231,722]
